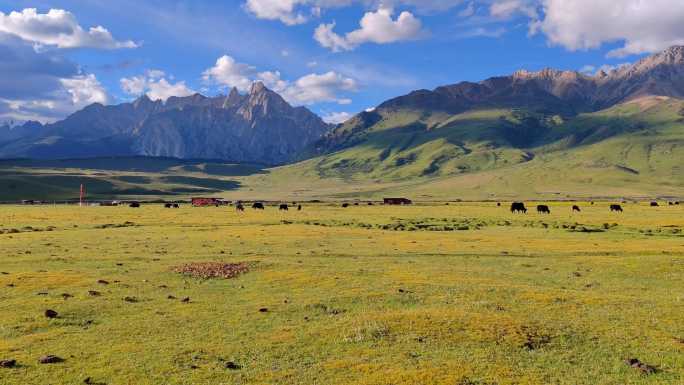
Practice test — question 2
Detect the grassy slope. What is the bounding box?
[0,97,682,201]
[0,158,265,201]
[1,203,683,384]
[228,97,684,200]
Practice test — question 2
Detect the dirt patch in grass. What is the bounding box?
[172,262,253,280]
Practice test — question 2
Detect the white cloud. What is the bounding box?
[256,70,289,92]
[532,0,684,57]
[146,79,195,101]
[60,74,108,107]
[0,32,110,122]
[458,2,476,17]
[202,55,256,92]
[282,71,358,105]
[0,8,138,49]
[322,111,352,124]
[243,0,465,25]
[121,71,195,102]
[203,55,358,105]
[244,0,309,25]
[314,6,424,51]
[490,0,537,19]
[1,74,108,123]
[459,26,507,39]
[314,22,353,51]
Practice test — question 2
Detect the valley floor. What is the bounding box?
[1,203,683,384]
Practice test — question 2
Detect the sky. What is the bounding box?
[1,0,684,124]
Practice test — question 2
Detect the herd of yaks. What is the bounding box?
[154,200,682,213]
[506,201,681,214]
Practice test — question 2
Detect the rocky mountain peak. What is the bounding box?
[228,87,240,99]
[512,68,586,82]
[615,45,684,79]
[656,45,684,63]
[132,94,157,110]
[250,81,267,95]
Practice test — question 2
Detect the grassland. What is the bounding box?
[1,202,683,384]
[0,158,264,202]
[1,97,683,202]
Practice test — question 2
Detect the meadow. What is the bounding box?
[0,201,683,384]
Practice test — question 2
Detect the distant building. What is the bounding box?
[191,197,223,207]
[383,198,413,205]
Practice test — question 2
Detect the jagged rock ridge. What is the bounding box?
[0,83,331,164]
[314,45,684,154]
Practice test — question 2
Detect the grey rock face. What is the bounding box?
[379,45,684,115]
[315,45,684,155]
[0,83,331,164]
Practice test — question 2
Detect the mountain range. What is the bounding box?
[313,45,684,155]
[0,82,330,165]
[1,46,684,199]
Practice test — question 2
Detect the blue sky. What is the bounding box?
[1,0,684,124]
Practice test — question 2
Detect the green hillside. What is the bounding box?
[0,157,265,201]
[228,96,684,201]
[1,97,682,202]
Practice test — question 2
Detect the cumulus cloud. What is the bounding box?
[0,32,109,122]
[243,0,466,25]
[532,0,684,57]
[203,54,358,105]
[202,55,256,92]
[0,8,138,49]
[1,75,108,122]
[281,71,358,105]
[121,70,195,102]
[314,6,424,51]
[322,111,352,124]
[60,74,108,107]
[244,0,310,25]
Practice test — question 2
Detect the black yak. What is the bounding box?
[537,205,551,214]
[510,202,527,213]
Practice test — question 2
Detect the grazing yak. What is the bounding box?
[610,204,624,212]
[537,205,551,214]
[236,204,245,212]
[129,202,141,208]
[252,202,265,210]
[650,201,659,207]
[572,205,581,212]
[510,202,527,213]
[279,204,289,211]
[342,203,350,208]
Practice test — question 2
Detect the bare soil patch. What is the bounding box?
[172,262,253,280]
